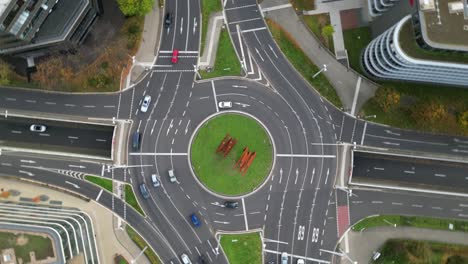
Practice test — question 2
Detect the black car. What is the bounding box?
[224,201,239,209]
[164,12,173,28]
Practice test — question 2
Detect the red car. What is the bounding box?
[171,49,179,64]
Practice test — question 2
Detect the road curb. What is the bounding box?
[214,229,264,264]
[187,111,277,199]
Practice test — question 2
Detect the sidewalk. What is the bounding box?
[261,0,378,113]
[130,4,162,83]
[199,12,224,70]
[343,227,468,263]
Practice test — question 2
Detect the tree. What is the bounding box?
[0,60,12,85]
[117,0,154,16]
[375,86,401,113]
[321,25,335,39]
[459,111,468,129]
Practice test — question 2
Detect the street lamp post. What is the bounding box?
[131,246,147,264]
[313,64,327,78]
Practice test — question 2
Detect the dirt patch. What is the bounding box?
[16,234,28,246]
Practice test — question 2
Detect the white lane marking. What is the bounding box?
[1,163,12,166]
[241,27,266,33]
[261,3,292,12]
[68,136,79,139]
[69,164,86,169]
[96,189,103,201]
[242,197,249,231]
[19,170,34,177]
[434,173,446,177]
[383,141,400,146]
[84,105,96,108]
[103,105,115,108]
[39,133,50,137]
[228,17,262,25]
[213,221,230,224]
[5,97,16,101]
[373,167,385,170]
[361,122,367,145]
[391,202,403,206]
[96,139,107,142]
[264,249,330,264]
[20,160,36,164]
[404,170,415,174]
[350,77,361,116]
[129,152,187,156]
[263,238,289,245]
[25,99,36,103]
[385,129,401,136]
[65,181,80,189]
[225,3,256,10]
[276,154,335,158]
[45,101,56,105]
[368,134,449,146]
[211,80,219,112]
[185,0,190,50]
[158,50,199,54]
[65,104,76,107]
[11,130,22,134]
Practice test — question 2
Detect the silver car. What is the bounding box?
[180,253,192,264]
[218,101,232,109]
[30,124,46,132]
[281,252,288,264]
[141,95,151,113]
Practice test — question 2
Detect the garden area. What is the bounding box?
[125,184,146,216]
[191,113,273,196]
[343,26,468,136]
[220,232,262,264]
[302,14,335,54]
[374,239,468,264]
[0,232,54,263]
[85,175,113,193]
[125,226,162,264]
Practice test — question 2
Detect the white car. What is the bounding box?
[180,253,192,264]
[141,95,151,113]
[168,169,177,183]
[297,259,305,264]
[281,252,288,264]
[218,101,232,109]
[30,124,46,132]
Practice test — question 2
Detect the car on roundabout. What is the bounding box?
[218,101,232,109]
[190,213,201,227]
[224,201,239,208]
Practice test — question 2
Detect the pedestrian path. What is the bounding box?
[199,12,224,70]
[303,0,368,59]
[345,226,468,263]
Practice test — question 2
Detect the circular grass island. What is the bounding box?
[190,113,273,196]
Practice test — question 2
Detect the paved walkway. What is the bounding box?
[262,0,378,112]
[130,4,161,83]
[0,177,149,264]
[303,0,369,58]
[342,227,468,263]
[199,12,224,70]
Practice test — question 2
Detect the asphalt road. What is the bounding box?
[1,0,468,264]
[0,116,114,158]
[352,151,468,193]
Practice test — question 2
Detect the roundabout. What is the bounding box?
[189,112,274,197]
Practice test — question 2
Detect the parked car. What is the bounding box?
[139,183,150,199]
[141,95,151,113]
[151,174,160,187]
[224,201,239,209]
[218,101,232,109]
[168,169,177,183]
[180,253,192,264]
[190,213,201,227]
[30,124,46,132]
[164,12,173,28]
[171,49,179,64]
[281,252,288,264]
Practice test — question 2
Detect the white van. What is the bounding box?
[151,174,160,187]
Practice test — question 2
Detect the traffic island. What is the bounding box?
[219,232,262,264]
[190,113,274,197]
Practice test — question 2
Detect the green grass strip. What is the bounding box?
[201,0,222,57]
[125,226,162,264]
[266,19,342,108]
[124,184,146,217]
[84,175,113,193]
[220,232,262,264]
[200,28,242,79]
[353,215,468,232]
[376,239,468,264]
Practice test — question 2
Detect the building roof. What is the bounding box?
[0,0,12,18]
[419,0,468,51]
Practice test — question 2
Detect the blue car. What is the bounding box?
[190,213,201,227]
